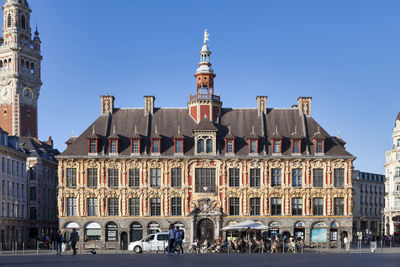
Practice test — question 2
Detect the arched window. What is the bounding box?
[21,15,25,29]
[395,167,400,178]
[206,139,212,153]
[7,14,11,28]
[26,61,29,68]
[0,61,3,70]
[30,63,34,74]
[197,139,204,153]
[21,59,24,70]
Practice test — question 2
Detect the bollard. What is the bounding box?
[381,239,383,253]
[0,242,2,255]
[115,242,117,254]
[100,242,102,254]
[390,240,392,254]
[36,241,39,254]
[15,241,17,255]
[23,242,24,255]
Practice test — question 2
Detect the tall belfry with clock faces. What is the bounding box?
[0,0,41,137]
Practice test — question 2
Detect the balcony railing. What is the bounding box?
[190,94,220,101]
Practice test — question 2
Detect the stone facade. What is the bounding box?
[0,129,28,249]
[384,113,400,236]
[57,32,355,250]
[352,170,385,237]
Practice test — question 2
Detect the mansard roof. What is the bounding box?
[60,105,354,158]
[19,137,59,162]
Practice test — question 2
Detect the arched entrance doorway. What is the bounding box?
[120,232,128,250]
[197,218,214,243]
[130,222,143,242]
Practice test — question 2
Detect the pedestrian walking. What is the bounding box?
[344,236,350,252]
[56,230,63,255]
[167,224,175,255]
[172,226,184,255]
[70,228,79,256]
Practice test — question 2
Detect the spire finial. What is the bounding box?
[317,125,320,133]
[155,125,158,133]
[203,29,209,45]
[113,125,116,134]
[134,125,137,134]
[228,125,231,133]
[92,125,95,134]
[252,125,255,133]
[275,125,278,134]
[178,125,181,134]
[71,131,74,137]
[337,131,341,138]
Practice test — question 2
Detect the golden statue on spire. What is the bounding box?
[203,29,209,45]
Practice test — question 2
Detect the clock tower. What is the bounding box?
[0,0,41,137]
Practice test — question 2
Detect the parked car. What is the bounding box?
[128,232,168,253]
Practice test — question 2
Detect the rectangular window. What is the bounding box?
[171,197,182,216]
[22,184,24,197]
[108,169,119,188]
[87,198,98,216]
[250,168,260,188]
[29,187,36,201]
[273,140,281,153]
[271,198,282,215]
[313,169,323,187]
[67,197,77,216]
[271,169,281,187]
[7,159,9,174]
[195,168,216,193]
[1,157,4,173]
[171,168,182,188]
[89,139,97,153]
[29,207,37,220]
[129,169,140,188]
[87,168,98,188]
[250,140,257,153]
[110,140,118,153]
[175,140,183,153]
[16,183,19,197]
[226,140,233,153]
[150,168,161,187]
[150,198,161,216]
[66,168,77,187]
[229,168,240,187]
[334,168,344,188]
[108,198,119,216]
[16,162,19,177]
[292,198,303,215]
[316,140,323,153]
[132,139,139,153]
[152,139,160,153]
[293,140,300,153]
[334,197,344,215]
[313,198,323,216]
[12,182,14,196]
[7,181,9,195]
[229,197,240,215]
[250,198,260,216]
[292,169,302,187]
[1,180,4,194]
[129,198,140,216]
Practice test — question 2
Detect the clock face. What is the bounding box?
[23,87,34,102]
[0,87,9,100]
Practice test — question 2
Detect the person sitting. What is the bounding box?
[201,239,208,253]
[192,239,199,253]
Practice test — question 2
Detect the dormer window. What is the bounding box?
[315,139,324,154]
[193,117,218,155]
[292,139,300,154]
[152,139,160,153]
[109,139,118,154]
[175,139,183,153]
[197,139,204,153]
[226,140,233,153]
[88,139,97,153]
[108,126,119,155]
[206,139,212,153]
[131,139,140,154]
[150,125,161,154]
[249,139,258,153]
[174,126,184,154]
[272,139,281,153]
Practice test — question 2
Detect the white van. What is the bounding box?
[128,232,168,253]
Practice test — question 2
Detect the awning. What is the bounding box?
[221,220,268,231]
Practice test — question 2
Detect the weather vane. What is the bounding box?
[203,29,209,45]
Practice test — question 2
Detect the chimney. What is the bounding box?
[297,97,312,116]
[144,96,155,115]
[100,94,115,115]
[47,136,53,148]
[256,96,267,116]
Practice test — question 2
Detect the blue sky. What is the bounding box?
[23,0,400,173]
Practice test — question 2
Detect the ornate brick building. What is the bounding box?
[57,31,355,250]
[0,0,59,244]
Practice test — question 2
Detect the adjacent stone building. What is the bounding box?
[0,128,28,249]
[352,170,385,237]
[57,32,355,250]
[384,113,400,237]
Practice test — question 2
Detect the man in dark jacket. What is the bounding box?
[56,230,63,255]
[70,228,79,256]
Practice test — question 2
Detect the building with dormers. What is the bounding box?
[384,113,400,237]
[57,32,355,250]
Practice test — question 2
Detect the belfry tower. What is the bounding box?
[0,0,42,137]
[188,30,222,123]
